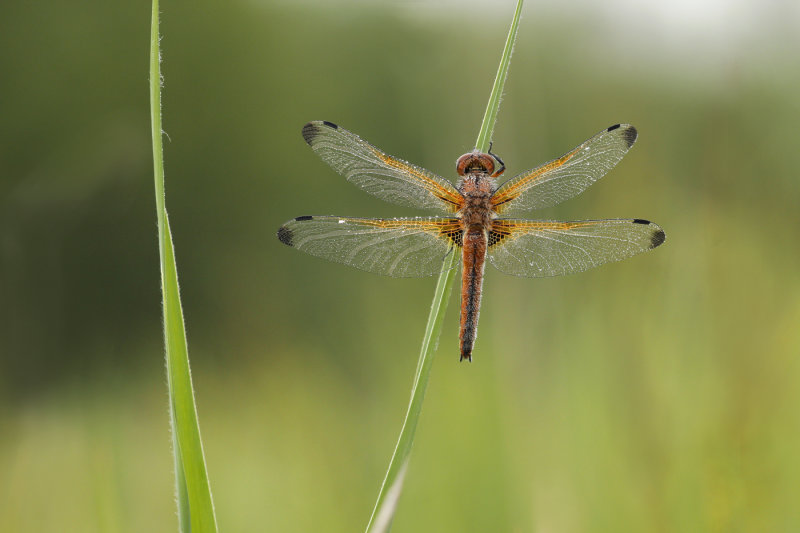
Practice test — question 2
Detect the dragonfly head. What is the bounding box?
[456,148,505,178]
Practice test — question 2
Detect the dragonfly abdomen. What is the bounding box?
[459,229,488,362]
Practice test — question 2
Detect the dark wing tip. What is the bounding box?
[607,124,638,148]
[302,121,339,145]
[631,219,665,248]
[622,125,638,148]
[279,216,314,245]
[459,353,472,362]
[650,228,666,249]
[277,225,294,246]
[301,122,320,145]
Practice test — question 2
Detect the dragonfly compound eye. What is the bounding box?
[456,152,495,176]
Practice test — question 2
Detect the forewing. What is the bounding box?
[277,216,462,278]
[302,121,463,212]
[491,124,638,215]
[488,218,665,277]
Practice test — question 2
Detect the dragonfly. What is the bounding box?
[277,120,665,362]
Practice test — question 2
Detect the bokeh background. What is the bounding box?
[1,0,799,531]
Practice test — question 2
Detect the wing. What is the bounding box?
[277,215,462,278]
[488,218,665,277]
[302,121,463,212]
[491,124,638,215]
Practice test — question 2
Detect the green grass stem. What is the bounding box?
[365,2,524,531]
[475,0,524,153]
[150,2,219,532]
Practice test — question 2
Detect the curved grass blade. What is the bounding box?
[365,2,524,531]
[475,0,524,153]
[150,1,219,531]
[366,249,459,533]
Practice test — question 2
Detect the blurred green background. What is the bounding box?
[1,0,799,531]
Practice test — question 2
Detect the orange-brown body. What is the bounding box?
[455,152,503,361]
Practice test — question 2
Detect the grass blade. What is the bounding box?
[475,0,524,153]
[365,2,524,531]
[366,250,459,533]
[149,2,219,532]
